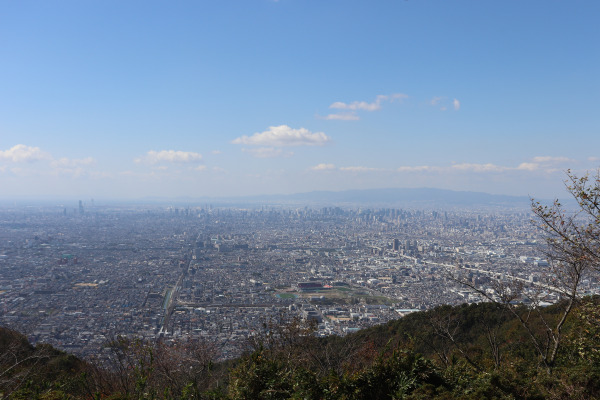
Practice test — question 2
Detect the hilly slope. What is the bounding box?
[3,299,600,399]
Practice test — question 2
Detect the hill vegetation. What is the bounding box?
[2,298,600,399]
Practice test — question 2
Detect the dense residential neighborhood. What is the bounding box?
[1,201,590,361]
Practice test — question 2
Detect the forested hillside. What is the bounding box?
[2,298,600,399]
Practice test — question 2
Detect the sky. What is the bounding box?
[0,0,599,200]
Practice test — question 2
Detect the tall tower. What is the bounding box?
[78,200,84,215]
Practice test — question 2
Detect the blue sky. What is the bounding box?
[1,0,598,199]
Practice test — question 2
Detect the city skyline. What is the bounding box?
[1,1,599,199]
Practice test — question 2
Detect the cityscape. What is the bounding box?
[1,1,598,397]
[2,199,591,361]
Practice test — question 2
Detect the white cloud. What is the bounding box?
[330,93,407,112]
[453,98,460,111]
[516,163,539,171]
[588,156,600,162]
[511,156,574,172]
[308,157,578,177]
[394,158,573,175]
[428,96,460,111]
[339,166,383,172]
[319,113,360,121]
[397,165,440,172]
[0,145,97,179]
[310,163,336,171]
[451,163,507,172]
[242,147,293,158]
[232,125,331,147]
[0,144,50,162]
[330,100,380,112]
[136,150,203,164]
[532,156,572,164]
[211,150,222,155]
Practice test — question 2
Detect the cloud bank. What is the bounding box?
[309,156,575,176]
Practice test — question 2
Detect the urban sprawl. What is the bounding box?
[1,202,597,361]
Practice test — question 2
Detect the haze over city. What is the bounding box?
[1,1,598,200]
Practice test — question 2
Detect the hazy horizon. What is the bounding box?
[0,187,564,212]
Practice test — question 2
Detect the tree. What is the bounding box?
[529,169,600,367]
[100,335,219,398]
[452,169,600,371]
[533,169,600,268]
[0,327,52,397]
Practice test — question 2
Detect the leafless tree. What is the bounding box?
[100,334,218,398]
[0,328,53,397]
[529,169,600,367]
[451,169,600,371]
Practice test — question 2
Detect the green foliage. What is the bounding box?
[565,296,600,365]
[228,348,316,399]
[338,350,444,399]
[4,299,600,399]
